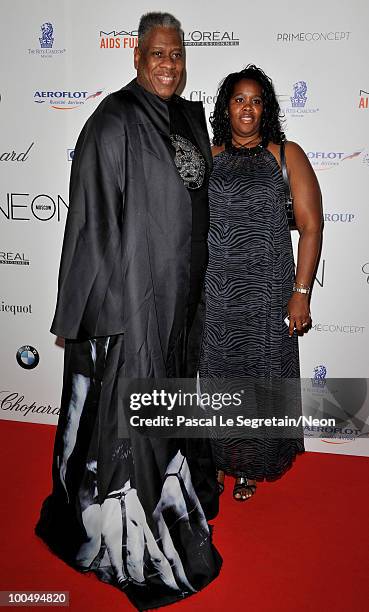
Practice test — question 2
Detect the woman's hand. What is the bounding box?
[287,293,311,337]
[275,141,322,340]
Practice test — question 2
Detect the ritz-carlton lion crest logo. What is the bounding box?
[314,365,327,380]
[312,364,327,389]
[278,80,318,116]
[39,22,54,48]
[28,22,65,57]
[290,81,307,108]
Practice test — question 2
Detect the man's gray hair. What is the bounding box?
[138,12,183,47]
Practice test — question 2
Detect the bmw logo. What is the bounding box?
[16,345,40,370]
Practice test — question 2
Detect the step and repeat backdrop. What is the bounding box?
[1,0,368,455]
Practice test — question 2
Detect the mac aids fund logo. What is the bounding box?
[16,345,40,370]
[99,29,138,49]
[28,22,66,58]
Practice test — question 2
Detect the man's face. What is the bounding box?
[134,26,184,100]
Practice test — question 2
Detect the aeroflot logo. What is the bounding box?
[33,90,103,110]
[307,150,363,171]
[99,30,138,49]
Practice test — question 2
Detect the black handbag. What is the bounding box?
[280,140,296,228]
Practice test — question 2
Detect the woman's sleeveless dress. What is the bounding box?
[199,145,304,479]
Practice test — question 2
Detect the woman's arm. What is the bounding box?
[285,141,323,336]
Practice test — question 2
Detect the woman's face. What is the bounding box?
[228,79,263,142]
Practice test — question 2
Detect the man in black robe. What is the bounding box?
[36,12,221,611]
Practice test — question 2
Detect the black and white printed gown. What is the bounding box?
[199,145,304,479]
[35,84,221,612]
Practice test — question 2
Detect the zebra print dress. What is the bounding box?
[199,144,304,479]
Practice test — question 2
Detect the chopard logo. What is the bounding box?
[0,143,34,162]
[0,391,59,417]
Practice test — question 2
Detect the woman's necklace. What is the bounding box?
[231,135,263,157]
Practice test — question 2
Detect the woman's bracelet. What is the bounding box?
[293,282,310,295]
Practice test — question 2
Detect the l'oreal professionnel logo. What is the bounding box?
[183,30,239,46]
[0,251,30,266]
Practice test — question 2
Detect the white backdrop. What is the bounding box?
[1,0,368,456]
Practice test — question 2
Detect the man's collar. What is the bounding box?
[122,79,170,135]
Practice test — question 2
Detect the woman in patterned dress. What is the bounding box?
[200,65,322,501]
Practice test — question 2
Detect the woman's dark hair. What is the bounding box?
[210,64,285,146]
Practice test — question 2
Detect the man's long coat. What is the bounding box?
[51,79,212,377]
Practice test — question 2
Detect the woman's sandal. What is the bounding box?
[216,469,225,495]
[233,477,256,501]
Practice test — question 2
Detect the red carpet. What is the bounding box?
[0,420,368,611]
